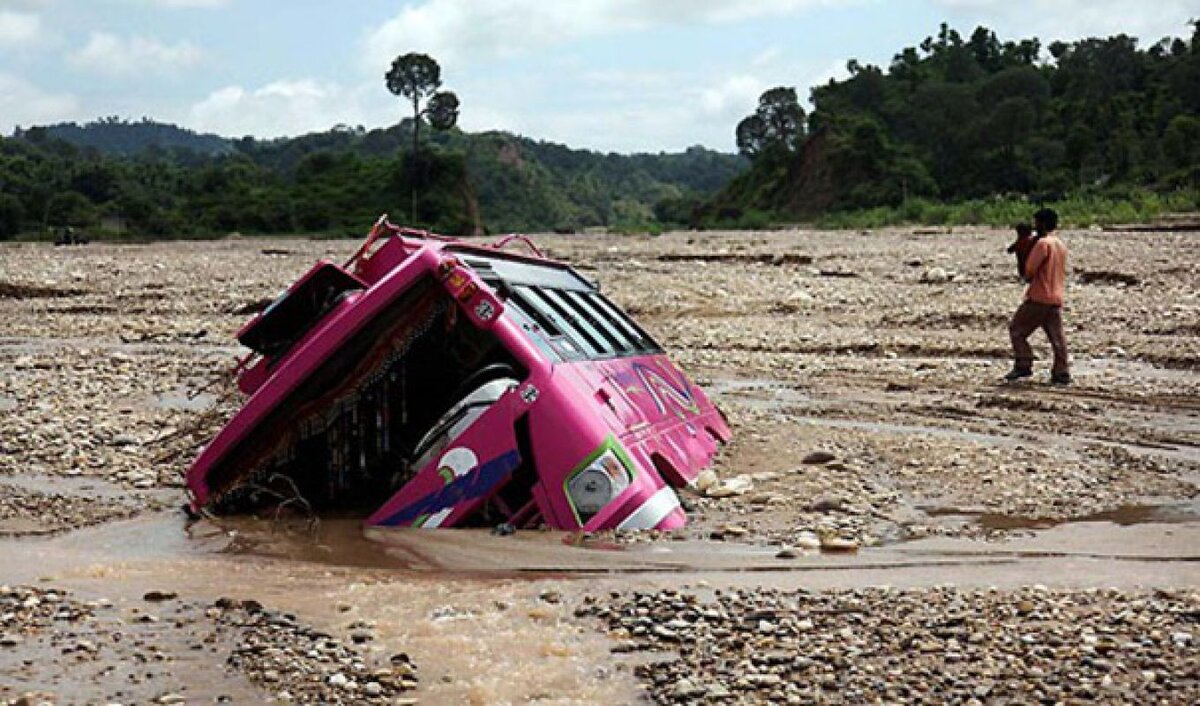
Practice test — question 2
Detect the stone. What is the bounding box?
[673,678,703,698]
[801,451,837,465]
[819,536,858,553]
[794,532,822,550]
[694,469,718,493]
[705,476,753,498]
[652,625,678,640]
[808,495,845,513]
[921,267,951,284]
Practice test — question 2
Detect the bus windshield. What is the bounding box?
[455,250,661,361]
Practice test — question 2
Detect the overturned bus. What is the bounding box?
[186,217,731,532]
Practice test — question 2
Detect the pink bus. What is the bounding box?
[186,218,731,532]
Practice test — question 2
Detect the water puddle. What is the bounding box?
[0,472,143,502]
[0,501,1195,703]
[0,513,645,705]
[706,374,1200,464]
[922,500,1200,531]
[705,377,814,410]
[152,389,217,411]
[795,414,1033,450]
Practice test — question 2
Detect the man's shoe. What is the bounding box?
[1004,367,1033,381]
[1050,372,1071,385]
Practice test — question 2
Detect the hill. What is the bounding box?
[18,117,232,157]
[700,22,1200,227]
[0,119,745,238]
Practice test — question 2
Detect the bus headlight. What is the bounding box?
[567,450,632,517]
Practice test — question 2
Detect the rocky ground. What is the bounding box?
[1,228,1197,703]
[0,585,416,705]
[576,586,1200,704]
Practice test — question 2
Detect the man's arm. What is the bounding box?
[1023,239,1048,282]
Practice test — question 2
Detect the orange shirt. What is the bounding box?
[1024,233,1068,306]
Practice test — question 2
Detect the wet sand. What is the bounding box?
[1,228,1198,703]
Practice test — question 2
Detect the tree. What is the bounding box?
[384,53,460,222]
[0,194,23,240]
[1163,114,1200,170]
[735,115,767,158]
[46,192,94,228]
[735,87,805,160]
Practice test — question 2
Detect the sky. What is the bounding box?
[0,0,1195,153]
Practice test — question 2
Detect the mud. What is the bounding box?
[1,228,1198,703]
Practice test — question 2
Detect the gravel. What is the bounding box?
[577,586,1200,704]
[0,586,418,705]
[212,598,418,704]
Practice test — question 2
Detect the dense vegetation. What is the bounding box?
[3,22,1198,240]
[701,22,1200,227]
[0,120,744,239]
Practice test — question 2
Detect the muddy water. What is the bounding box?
[151,389,218,412]
[0,515,646,704]
[708,372,1200,463]
[923,499,1200,531]
[1,501,1198,703]
[0,472,152,502]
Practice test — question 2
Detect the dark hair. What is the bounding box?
[1015,223,1032,237]
[1033,208,1058,232]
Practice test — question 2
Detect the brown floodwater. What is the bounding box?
[922,499,1200,531]
[1,507,1197,704]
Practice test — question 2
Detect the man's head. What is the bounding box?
[1033,208,1058,235]
[1015,222,1033,239]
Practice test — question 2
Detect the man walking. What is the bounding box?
[1006,208,1071,384]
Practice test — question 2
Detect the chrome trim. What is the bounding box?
[616,485,681,530]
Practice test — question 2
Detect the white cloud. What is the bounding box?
[68,32,204,76]
[0,10,42,47]
[363,0,851,70]
[137,0,231,7]
[931,0,1195,43]
[187,79,390,137]
[357,0,862,151]
[700,75,767,118]
[0,72,79,132]
[752,46,784,68]
[804,59,851,92]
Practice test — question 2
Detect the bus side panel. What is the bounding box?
[596,354,730,486]
[365,394,522,528]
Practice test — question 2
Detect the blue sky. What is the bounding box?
[0,0,1195,152]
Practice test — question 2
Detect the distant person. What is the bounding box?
[1006,222,1039,279]
[1005,208,1070,384]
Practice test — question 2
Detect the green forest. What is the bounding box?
[702,22,1200,228]
[0,119,743,239]
[1,22,1198,240]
